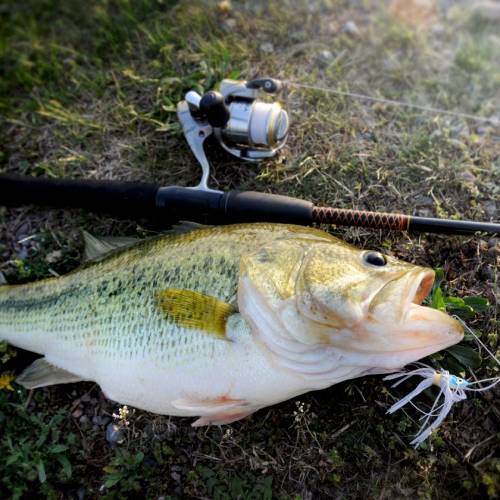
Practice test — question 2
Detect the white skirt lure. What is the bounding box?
[385,321,500,447]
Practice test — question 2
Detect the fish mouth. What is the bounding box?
[403,269,435,317]
[368,268,463,354]
[369,268,435,320]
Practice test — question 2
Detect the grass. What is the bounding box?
[0,0,499,498]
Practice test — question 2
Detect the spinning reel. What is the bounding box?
[177,77,289,192]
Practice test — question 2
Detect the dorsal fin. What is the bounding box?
[83,231,140,261]
[157,288,235,338]
[83,223,209,261]
[166,221,211,235]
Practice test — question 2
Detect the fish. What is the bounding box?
[0,223,463,426]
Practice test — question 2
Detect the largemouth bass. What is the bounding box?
[0,224,463,425]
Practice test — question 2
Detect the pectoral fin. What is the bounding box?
[172,396,253,426]
[17,358,85,389]
[158,289,235,338]
[192,411,254,426]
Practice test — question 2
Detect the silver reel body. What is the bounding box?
[177,78,288,192]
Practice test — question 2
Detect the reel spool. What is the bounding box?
[177,77,289,192]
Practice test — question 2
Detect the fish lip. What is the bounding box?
[367,341,456,369]
[400,269,463,342]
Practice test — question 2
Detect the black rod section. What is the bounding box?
[408,216,499,235]
[0,174,159,217]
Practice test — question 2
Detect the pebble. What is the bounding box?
[223,18,237,30]
[341,21,359,36]
[317,50,334,67]
[414,195,434,207]
[476,125,492,136]
[72,408,83,419]
[461,170,476,183]
[431,23,444,36]
[482,200,497,219]
[479,267,494,281]
[260,42,274,53]
[93,415,110,426]
[106,423,125,444]
[17,247,28,260]
[415,207,433,218]
[45,250,62,264]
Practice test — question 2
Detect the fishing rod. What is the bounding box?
[0,77,498,236]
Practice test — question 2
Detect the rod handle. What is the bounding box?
[0,174,160,216]
[155,187,314,225]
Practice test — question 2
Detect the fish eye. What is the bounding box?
[363,251,387,267]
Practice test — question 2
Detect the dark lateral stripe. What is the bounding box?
[0,284,89,311]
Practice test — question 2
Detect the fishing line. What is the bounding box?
[285,81,500,126]
[457,316,500,368]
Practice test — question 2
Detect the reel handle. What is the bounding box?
[199,91,230,128]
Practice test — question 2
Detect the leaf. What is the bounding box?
[104,475,122,489]
[431,286,445,311]
[446,345,482,368]
[57,455,72,478]
[37,461,46,483]
[6,453,21,466]
[463,327,482,342]
[433,268,445,291]
[50,444,68,454]
[445,297,475,319]
[463,296,490,313]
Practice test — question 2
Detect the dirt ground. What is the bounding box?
[0,0,498,498]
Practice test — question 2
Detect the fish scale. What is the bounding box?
[0,224,318,416]
[0,223,463,424]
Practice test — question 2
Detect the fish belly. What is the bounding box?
[78,315,303,416]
